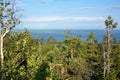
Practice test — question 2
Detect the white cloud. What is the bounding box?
[35,0,64,3]
[71,17,105,21]
[35,0,53,3]
[22,17,65,22]
[21,16,105,22]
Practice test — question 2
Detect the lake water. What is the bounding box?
[13,29,120,42]
[26,29,120,42]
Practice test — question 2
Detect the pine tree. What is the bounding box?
[103,16,117,79]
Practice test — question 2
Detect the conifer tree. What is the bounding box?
[104,16,117,79]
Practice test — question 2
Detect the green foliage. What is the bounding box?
[87,32,98,43]
[0,0,20,29]
[105,16,117,29]
[103,16,118,79]
[3,30,41,80]
[1,16,120,80]
[35,61,50,80]
[1,0,119,80]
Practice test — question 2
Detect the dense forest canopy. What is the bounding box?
[0,0,120,80]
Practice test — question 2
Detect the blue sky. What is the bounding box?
[17,0,120,29]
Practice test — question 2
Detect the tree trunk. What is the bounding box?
[104,26,111,78]
[103,51,107,77]
[0,28,9,68]
[0,28,10,80]
[0,36,4,68]
[0,35,4,80]
[103,16,117,78]
[107,26,111,74]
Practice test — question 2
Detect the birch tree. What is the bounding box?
[0,0,20,79]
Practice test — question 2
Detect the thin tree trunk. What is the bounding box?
[0,36,4,80]
[107,26,111,74]
[0,28,10,80]
[0,36,4,68]
[103,51,107,77]
[103,26,111,78]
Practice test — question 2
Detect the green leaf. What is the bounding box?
[7,8,12,14]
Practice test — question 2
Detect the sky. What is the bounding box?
[17,0,120,29]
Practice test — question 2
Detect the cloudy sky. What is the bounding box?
[17,0,120,29]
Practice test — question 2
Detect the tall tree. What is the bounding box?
[104,16,117,78]
[87,32,97,43]
[0,0,20,79]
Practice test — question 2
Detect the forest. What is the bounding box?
[0,0,120,80]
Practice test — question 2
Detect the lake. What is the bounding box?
[27,29,120,42]
[13,29,120,42]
